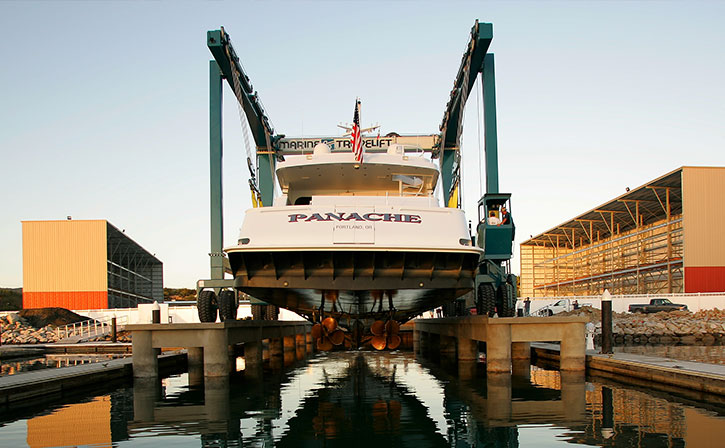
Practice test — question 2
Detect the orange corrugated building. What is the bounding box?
[22,219,162,309]
[520,167,725,297]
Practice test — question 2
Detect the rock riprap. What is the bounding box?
[1,313,61,344]
[559,307,725,344]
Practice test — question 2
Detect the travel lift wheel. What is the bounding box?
[497,282,516,317]
[198,290,218,323]
[218,289,238,322]
[478,283,496,317]
[252,303,279,320]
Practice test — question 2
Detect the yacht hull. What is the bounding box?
[227,248,480,321]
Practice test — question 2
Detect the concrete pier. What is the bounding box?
[414,316,588,373]
[127,321,311,378]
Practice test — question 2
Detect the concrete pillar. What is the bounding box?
[187,347,204,387]
[430,333,441,360]
[284,351,295,367]
[133,378,160,421]
[204,376,230,422]
[440,335,457,361]
[560,323,586,371]
[132,330,158,378]
[269,337,283,358]
[419,331,430,357]
[269,333,284,370]
[203,330,231,377]
[458,361,478,380]
[270,356,283,370]
[511,342,531,360]
[295,332,306,351]
[296,346,306,361]
[295,332,307,360]
[486,324,511,373]
[457,338,478,363]
[306,331,314,352]
[486,373,512,423]
[413,330,420,354]
[511,359,531,380]
[245,340,263,366]
[283,335,295,353]
[244,340,264,379]
[560,371,586,423]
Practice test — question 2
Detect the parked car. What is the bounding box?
[536,299,591,316]
[628,298,688,313]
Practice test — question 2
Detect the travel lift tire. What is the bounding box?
[478,283,496,317]
[497,282,516,317]
[198,290,218,323]
[218,289,238,322]
[252,303,280,320]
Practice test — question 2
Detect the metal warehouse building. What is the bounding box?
[22,219,163,309]
[520,166,725,297]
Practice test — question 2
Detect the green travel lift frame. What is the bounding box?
[195,28,278,305]
[197,21,517,317]
[438,21,517,316]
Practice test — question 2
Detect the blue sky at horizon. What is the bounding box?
[1,1,724,288]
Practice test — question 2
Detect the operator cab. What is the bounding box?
[477,193,515,262]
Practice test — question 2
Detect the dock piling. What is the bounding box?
[132,330,157,378]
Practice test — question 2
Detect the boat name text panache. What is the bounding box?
[288,212,422,223]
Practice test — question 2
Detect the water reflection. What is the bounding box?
[1,351,723,447]
[0,354,128,377]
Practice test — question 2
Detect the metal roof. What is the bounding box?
[522,167,684,248]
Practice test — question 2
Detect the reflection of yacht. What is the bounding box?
[225,142,481,344]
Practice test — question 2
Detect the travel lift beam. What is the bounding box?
[438,20,496,205]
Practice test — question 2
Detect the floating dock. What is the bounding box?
[0,350,184,406]
[533,343,725,397]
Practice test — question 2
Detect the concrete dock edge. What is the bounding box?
[531,343,725,397]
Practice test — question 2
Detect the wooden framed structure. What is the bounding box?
[520,167,725,297]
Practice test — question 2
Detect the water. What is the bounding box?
[0,351,723,447]
[1,354,129,376]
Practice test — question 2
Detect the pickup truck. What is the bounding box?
[628,298,688,313]
[535,298,591,316]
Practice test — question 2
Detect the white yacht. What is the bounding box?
[224,142,482,348]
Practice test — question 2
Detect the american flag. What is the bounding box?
[351,99,363,163]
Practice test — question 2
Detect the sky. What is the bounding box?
[1,1,724,288]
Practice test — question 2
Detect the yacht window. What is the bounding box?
[294,196,312,205]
